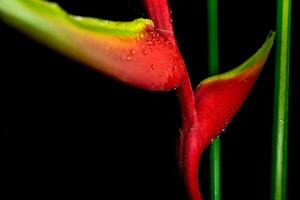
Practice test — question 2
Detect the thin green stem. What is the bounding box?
[207,0,221,200]
[272,0,291,199]
[209,138,221,200]
[207,0,219,75]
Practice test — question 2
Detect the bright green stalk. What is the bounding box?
[207,0,219,75]
[272,0,291,199]
[207,0,221,200]
[209,138,221,200]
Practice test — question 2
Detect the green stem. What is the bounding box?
[207,0,221,200]
[207,0,219,75]
[272,0,291,199]
[209,138,221,200]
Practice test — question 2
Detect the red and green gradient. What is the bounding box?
[0,0,275,200]
[0,0,185,91]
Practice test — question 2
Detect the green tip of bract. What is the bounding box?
[0,0,153,37]
[200,31,275,85]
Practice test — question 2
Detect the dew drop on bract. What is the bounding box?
[74,16,83,21]
[172,65,178,72]
[164,40,172,48]
[151,64,156,70]
[130,49,136,55]
[142,49,148,55]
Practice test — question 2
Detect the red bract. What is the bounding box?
[0,1,275,200]
[179,38,274,200]
[0,0,184,91]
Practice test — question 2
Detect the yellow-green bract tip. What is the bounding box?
[200,31,275,85]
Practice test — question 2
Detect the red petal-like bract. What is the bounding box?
[0,0,185,91]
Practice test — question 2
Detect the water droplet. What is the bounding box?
[147,41,153,45]
[221,128,226,132]
[225,120,229,125]
[74,16,83,21]
[127,56,131,61]
[172,65,177,71]
[280,119,285,124]
[142,49,148,55]
[130,49,136,55]
[164,40,172,48]
[150,31,155,37]
[151,64,156,70]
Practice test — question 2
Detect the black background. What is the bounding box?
[1,0,299,199]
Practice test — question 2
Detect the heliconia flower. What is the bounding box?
[0,0,275,200]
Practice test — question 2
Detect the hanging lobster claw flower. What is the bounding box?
[0,1,276,200]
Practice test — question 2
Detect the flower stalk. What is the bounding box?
[207,0,221,199]
[271,0,291,199]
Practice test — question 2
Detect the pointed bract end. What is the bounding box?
[202,31,275,85]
